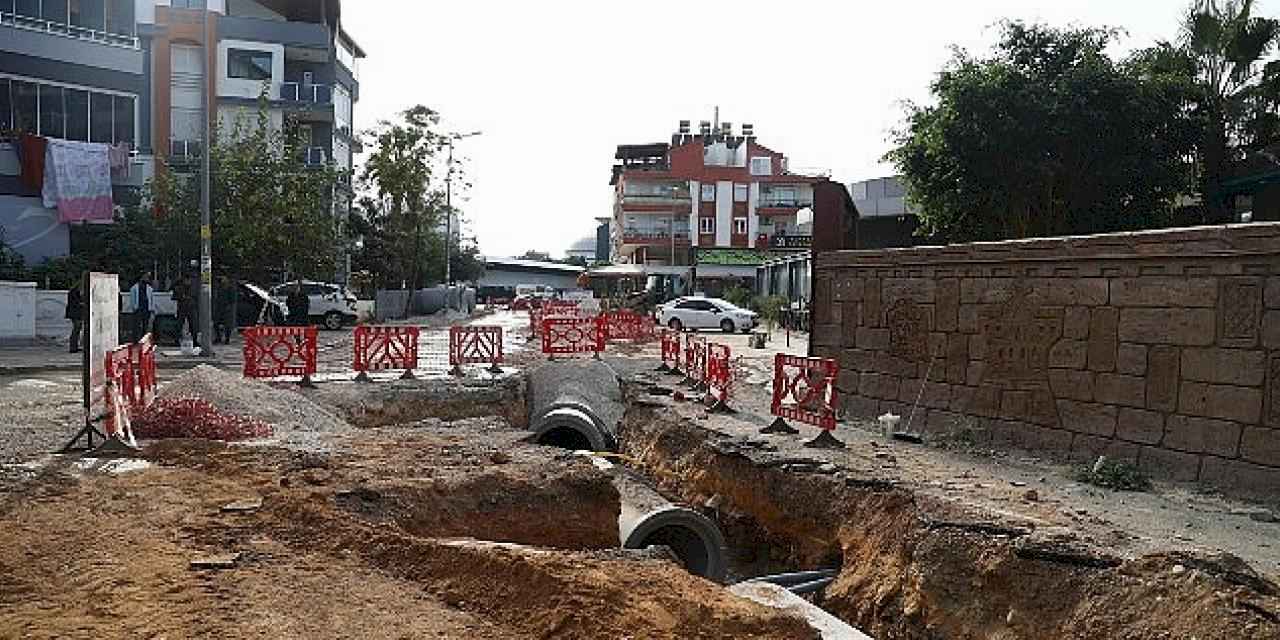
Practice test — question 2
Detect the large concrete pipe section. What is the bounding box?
[528,360,624,452]
[582,454,728,583]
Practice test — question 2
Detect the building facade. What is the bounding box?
[608,119,827,294]
[849,175,936,249]
[0,0,362,278]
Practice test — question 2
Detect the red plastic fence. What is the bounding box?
[353,325,420,379]
[133,334,157,407]
[530,308,544,336]
[103,345,136,441]
[541,315,605,356]
[705,342,733,408]
[770,354,839,431]
[683,335,707,387]
[660,330,682,371]
[242,325,318,380]
[602,311,657,342]
[543,300,581,315]
[450,325,504,373]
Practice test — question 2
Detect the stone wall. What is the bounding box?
[811,224,1280,495]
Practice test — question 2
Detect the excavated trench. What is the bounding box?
[308,364,1280,639]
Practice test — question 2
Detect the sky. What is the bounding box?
[340,0,1191,259]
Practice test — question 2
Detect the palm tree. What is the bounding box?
[1180,0,1280,220]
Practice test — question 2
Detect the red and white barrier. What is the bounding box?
[682,334,708,390]
[541,315,605,358]
[450,325,504,374]
[658,330,682,374]
[353,325,420,381]
[764,353,843,448]
[243,325,318,387]
[705,342,734,412]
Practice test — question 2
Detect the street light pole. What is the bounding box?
[198,4,214,357]
[444,130,482,286]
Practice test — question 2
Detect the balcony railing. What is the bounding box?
[280,82,333,105]
[621,193,691,206]
[169,139,204,161]
[758,197,813,209]
[303,147,328,166]
[0,11,139,49]
[621,230,691,244]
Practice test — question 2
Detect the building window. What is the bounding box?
[699,217,714,234]
[700,184,716,202]
[733,217,747,235]
[0,74,134,143]
[228,49,273,81]
[734,184,748,202]
[750,157,772,176]
[171,0,207,8]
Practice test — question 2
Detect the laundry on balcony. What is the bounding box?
[42,139,114,224]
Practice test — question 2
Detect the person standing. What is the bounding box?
[66,282,83,353]
[215,276,238,344]
[173,272,193,343]
[129,272,155,342]
[286,282,310,326]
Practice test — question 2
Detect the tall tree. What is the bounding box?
[358,106,447,290]
[887,22,1199,242]
[1154,0,1280,220]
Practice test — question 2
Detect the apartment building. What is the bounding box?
[0,0,362,273]
[608,119,828,292]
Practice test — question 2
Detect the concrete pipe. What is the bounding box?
[529,360,623,452]
[587,457,728,582]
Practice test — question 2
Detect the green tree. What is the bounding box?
[887,22,1199,241]
[1142,1,1280,220]
[358,106,449,290]
[0,228,26,281]
[151,99,344,283]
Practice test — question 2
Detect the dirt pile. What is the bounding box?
[619,402,1280,640]
[312,375,528,428]
[161,365,348,436]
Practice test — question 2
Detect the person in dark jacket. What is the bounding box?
[66,282,83,353]
[286,282,310,326]
[214,276,238,344]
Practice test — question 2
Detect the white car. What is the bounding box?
[657,297,758,333]
[270,280,359,330]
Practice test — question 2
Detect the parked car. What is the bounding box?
[510,294,545,311]
[269,280,359,330]
[151,282,287,346]
[656,297,758,333]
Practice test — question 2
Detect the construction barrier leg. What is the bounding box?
[656,361,670,373]
[450,364,464,377]
[803,430,846,449]
[487,362,503,375]
[354,370,372,383]
[760,417,799,435]
[705,394,733,414]
[299,373,316,389]
[400,368,417,380]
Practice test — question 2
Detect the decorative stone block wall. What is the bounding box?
[811,224,1280,494]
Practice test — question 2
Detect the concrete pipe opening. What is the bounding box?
[532,406,614,452]
[622,506,728,583]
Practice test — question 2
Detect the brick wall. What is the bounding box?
[811,224,1280,495]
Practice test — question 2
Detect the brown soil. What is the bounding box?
[0,422,814,639]
[308,375,529,429]
[619,400,1280,640]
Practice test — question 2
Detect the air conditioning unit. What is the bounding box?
[678,120,691,135]
[721,122,733,136]
[742,123,754,137]
[699,121,712,136]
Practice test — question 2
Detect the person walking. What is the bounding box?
[173,272,192,343]
[66,282,83,353]
[286,282,310,326]
[215,276,238,344]
[128,272,155,342]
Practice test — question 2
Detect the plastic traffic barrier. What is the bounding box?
[242,325,318,387]
[450,325,504,375]
[764,353,843,448]
[353,325,420,381]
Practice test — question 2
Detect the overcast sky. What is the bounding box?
[341,0,1192,259]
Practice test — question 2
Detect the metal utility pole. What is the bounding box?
[198,4,214,357]
[444,130,482,286]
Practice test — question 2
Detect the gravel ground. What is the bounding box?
[0,378,85,464]
[160,365,351,452]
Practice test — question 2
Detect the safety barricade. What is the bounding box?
[681,335,708,391]
[600,311,636,342]
[530,308,544,336]
[353,325,420,382]
[543,300,581,315]
[450,325,504,375]
[103,345,138,446]
[242,325,319,387]
[133,334,158,407]
[764,354,843,448]
[657,330,682,374]
[541,315,605,358]
[704,342,734,413]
